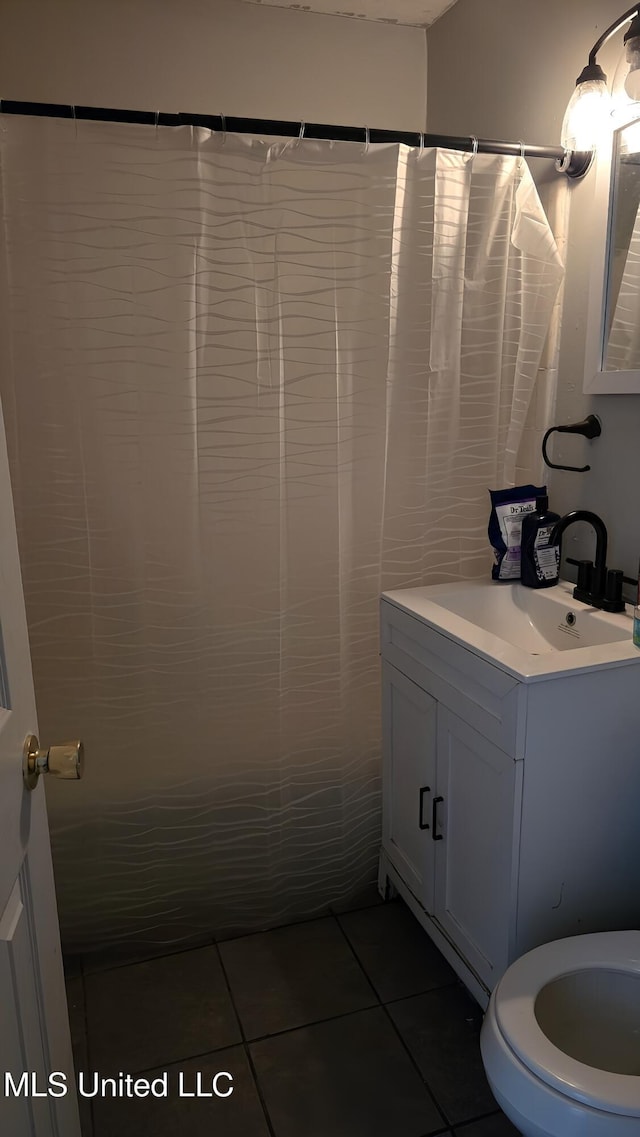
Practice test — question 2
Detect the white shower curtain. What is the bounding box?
[0,117,564,950]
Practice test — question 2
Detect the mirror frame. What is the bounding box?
[584,110,640,393]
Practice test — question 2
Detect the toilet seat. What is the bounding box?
[494,931,640,1118]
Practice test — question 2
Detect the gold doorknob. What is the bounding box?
[23,734,84,791]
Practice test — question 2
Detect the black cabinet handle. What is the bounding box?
[418,786,431,830]
[432,795,444,841]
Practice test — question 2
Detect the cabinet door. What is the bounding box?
[434,709,517,989]
[381,662,436,913]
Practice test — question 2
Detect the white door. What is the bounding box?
[381,662,437,913]
[434,707,518,991]
[0,396,81,1136]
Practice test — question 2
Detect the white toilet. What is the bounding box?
[480,931,640,1136]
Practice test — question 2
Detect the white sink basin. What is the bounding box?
[431,580,630,652]
[382,579,638,680]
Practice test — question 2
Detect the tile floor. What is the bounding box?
[64,897,519,1137]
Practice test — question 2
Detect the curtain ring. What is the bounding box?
[219,113,226,145]
[470,135,479,159]
[154,110,160,136]
[297,120,305,147]
[418,131,425,158]
[362,125,370,154]
[517,139,526,170]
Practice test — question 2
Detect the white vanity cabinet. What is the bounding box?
[433,706,518,990]
[378,590,640,1009]
[380,655,520,1002]
[381,663,438,915]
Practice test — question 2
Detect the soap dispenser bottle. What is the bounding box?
[520,495,560,588]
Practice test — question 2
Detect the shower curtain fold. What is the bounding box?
[0,117,565,950]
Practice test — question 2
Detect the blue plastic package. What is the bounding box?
[488,484,546,581]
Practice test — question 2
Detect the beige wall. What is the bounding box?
[0,0,427,131]
[428,0,640,579]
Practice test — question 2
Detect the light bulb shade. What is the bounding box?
[624,34,640,100]
[560,78,610,151]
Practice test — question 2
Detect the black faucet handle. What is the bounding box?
[601,568,625,613]
[566,557,593,594]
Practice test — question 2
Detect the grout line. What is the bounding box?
[83,1043,247,1082]
[333,911,384,1004]
[451,1108,504,1130]
[243,1044,278,1137]
[76,935,216,977]
[382,979,459,1008]
[213,940,245,1044]
[214,909,346,947]
[379,997,449,1131]
[240,1001,381,1047]
[76,970,91,1072]
[215,941,278,1137]
[75,971,96,1137]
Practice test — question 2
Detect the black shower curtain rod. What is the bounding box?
[0,100,582,173]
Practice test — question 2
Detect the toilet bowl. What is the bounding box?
[480,931,640,1137]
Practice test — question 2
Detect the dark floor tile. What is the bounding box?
[250,1006,444,1137]
[85,945,240,1074]
[453,1113,519,1137]
[219,916,377,1039]
[92,1046,269,1137]
[388,984,496,1126]
[339,900,456,1001]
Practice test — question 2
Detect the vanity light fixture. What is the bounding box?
[561,4,640,177]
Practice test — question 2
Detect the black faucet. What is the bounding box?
[549,510,625,612]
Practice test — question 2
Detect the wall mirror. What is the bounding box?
[585,113,640,393]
